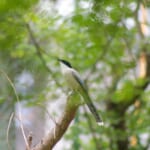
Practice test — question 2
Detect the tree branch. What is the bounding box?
[134,0,144,38]
[25,23,63,90]
[32,93,81,150]
[106,52,150,150]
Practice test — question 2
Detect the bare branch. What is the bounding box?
[7,112,14,150]
[25,23,63,90]
[32,93,81,150]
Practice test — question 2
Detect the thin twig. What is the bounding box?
[25,23,63,91]
[6,112,14,150]
[36,103,57,125]
[0,69,29,149]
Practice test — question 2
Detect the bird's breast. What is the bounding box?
[63,69,80,91]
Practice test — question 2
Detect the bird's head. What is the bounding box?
[58,59,72,68]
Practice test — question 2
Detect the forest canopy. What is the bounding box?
[0,0,150,150]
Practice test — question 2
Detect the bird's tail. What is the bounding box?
[81,90,104,126]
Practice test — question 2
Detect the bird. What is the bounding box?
[58,59,104,126]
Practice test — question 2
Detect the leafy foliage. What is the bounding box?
[0,0,150,150]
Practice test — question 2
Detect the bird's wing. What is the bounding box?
[72,71,103,125]
[71,70,87,91]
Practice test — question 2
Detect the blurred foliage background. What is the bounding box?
[0,0,150,150]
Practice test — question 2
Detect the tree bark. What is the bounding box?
[31,93,80,150]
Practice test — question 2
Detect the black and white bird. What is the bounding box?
[58,59,104,126]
